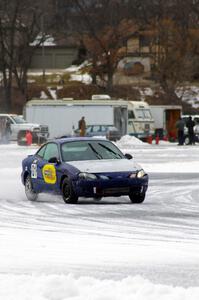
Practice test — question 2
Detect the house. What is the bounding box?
[114,32,153,85]
[30,45,78,69]
[30,35,81,70]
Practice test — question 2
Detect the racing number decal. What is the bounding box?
[42,164,57,184]
[31,163,37,179]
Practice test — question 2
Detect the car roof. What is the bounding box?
[52,137,109,144]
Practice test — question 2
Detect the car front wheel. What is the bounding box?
[25,175,38,201]
[62,178,78,204]
[129,192,145,203]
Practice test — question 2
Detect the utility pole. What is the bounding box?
[41,6,45,82]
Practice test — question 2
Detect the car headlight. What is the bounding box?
[78,172,97,180]
[136,169,146,178]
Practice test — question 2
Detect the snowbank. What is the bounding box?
[116,135,147,148]
[176,86,199,109]
[70,73,92,85]
[64,61,90,73]
[1,274,199,300]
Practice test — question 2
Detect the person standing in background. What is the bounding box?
[175,117,185,145]
[78,116,86,137]
[186,116,195,145]
[4,118,12,143]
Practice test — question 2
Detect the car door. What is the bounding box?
[33,143,60,192]
[41,142,60,191]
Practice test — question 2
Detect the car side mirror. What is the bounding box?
[48,157,60,164]
[125,153,133,160]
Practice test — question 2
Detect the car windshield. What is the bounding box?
[61,140,124,162]
[12,115,27,124]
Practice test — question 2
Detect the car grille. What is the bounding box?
[40,125,49,134]
[102,187,130,195]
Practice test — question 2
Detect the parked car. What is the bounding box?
[21,137,148,204]
[75,124,121,141]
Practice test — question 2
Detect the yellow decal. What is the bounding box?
[42,164,57,184]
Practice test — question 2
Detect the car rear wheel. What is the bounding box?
[62,178,78,204]
[129,192,145,203]
[25,175,38,201]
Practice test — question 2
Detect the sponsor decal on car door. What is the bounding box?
[42,164,57,184]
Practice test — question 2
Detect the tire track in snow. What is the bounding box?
[0,173,199,245]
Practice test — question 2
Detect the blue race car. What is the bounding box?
[21,137,148,204]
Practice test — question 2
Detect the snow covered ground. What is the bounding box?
[0,138,199,299]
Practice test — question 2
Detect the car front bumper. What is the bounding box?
[73,175,149,198]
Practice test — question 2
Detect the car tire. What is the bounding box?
[25,175,38,201]
[184,136,190,145]
[62,178,78,204]
[129,192,145,203]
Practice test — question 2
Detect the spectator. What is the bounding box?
[186,116,195,145]
[4,118,12,143]
[78,116,86,137]
[175,117,185,145]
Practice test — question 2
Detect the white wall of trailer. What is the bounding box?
[25,100,128,138]
[149,106,165,129]
[26,105,114,138]
[150,105,182,130]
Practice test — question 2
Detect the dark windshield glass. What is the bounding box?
[61,140,124,162]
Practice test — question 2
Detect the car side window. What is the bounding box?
[43,143,59,161]
[36,145,47,158]
[128,111,135,119]
[93,125,101,132]
[86,126,92,133]
[101,126,107,132]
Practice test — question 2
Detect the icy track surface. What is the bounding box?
[0,141,199,299]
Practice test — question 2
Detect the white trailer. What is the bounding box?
[150,105,182,140]
[24,99,128,138]
[127,101,155,139]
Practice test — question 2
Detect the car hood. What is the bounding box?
[13,123,40,129]
[67,159,141,173]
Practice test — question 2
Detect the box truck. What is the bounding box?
[150,105,182,140]
[24,98,128,139]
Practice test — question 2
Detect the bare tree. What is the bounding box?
[128,0,199,102]
[83,19,137,91]
[70,0,136,91]
[0,0,55,112]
